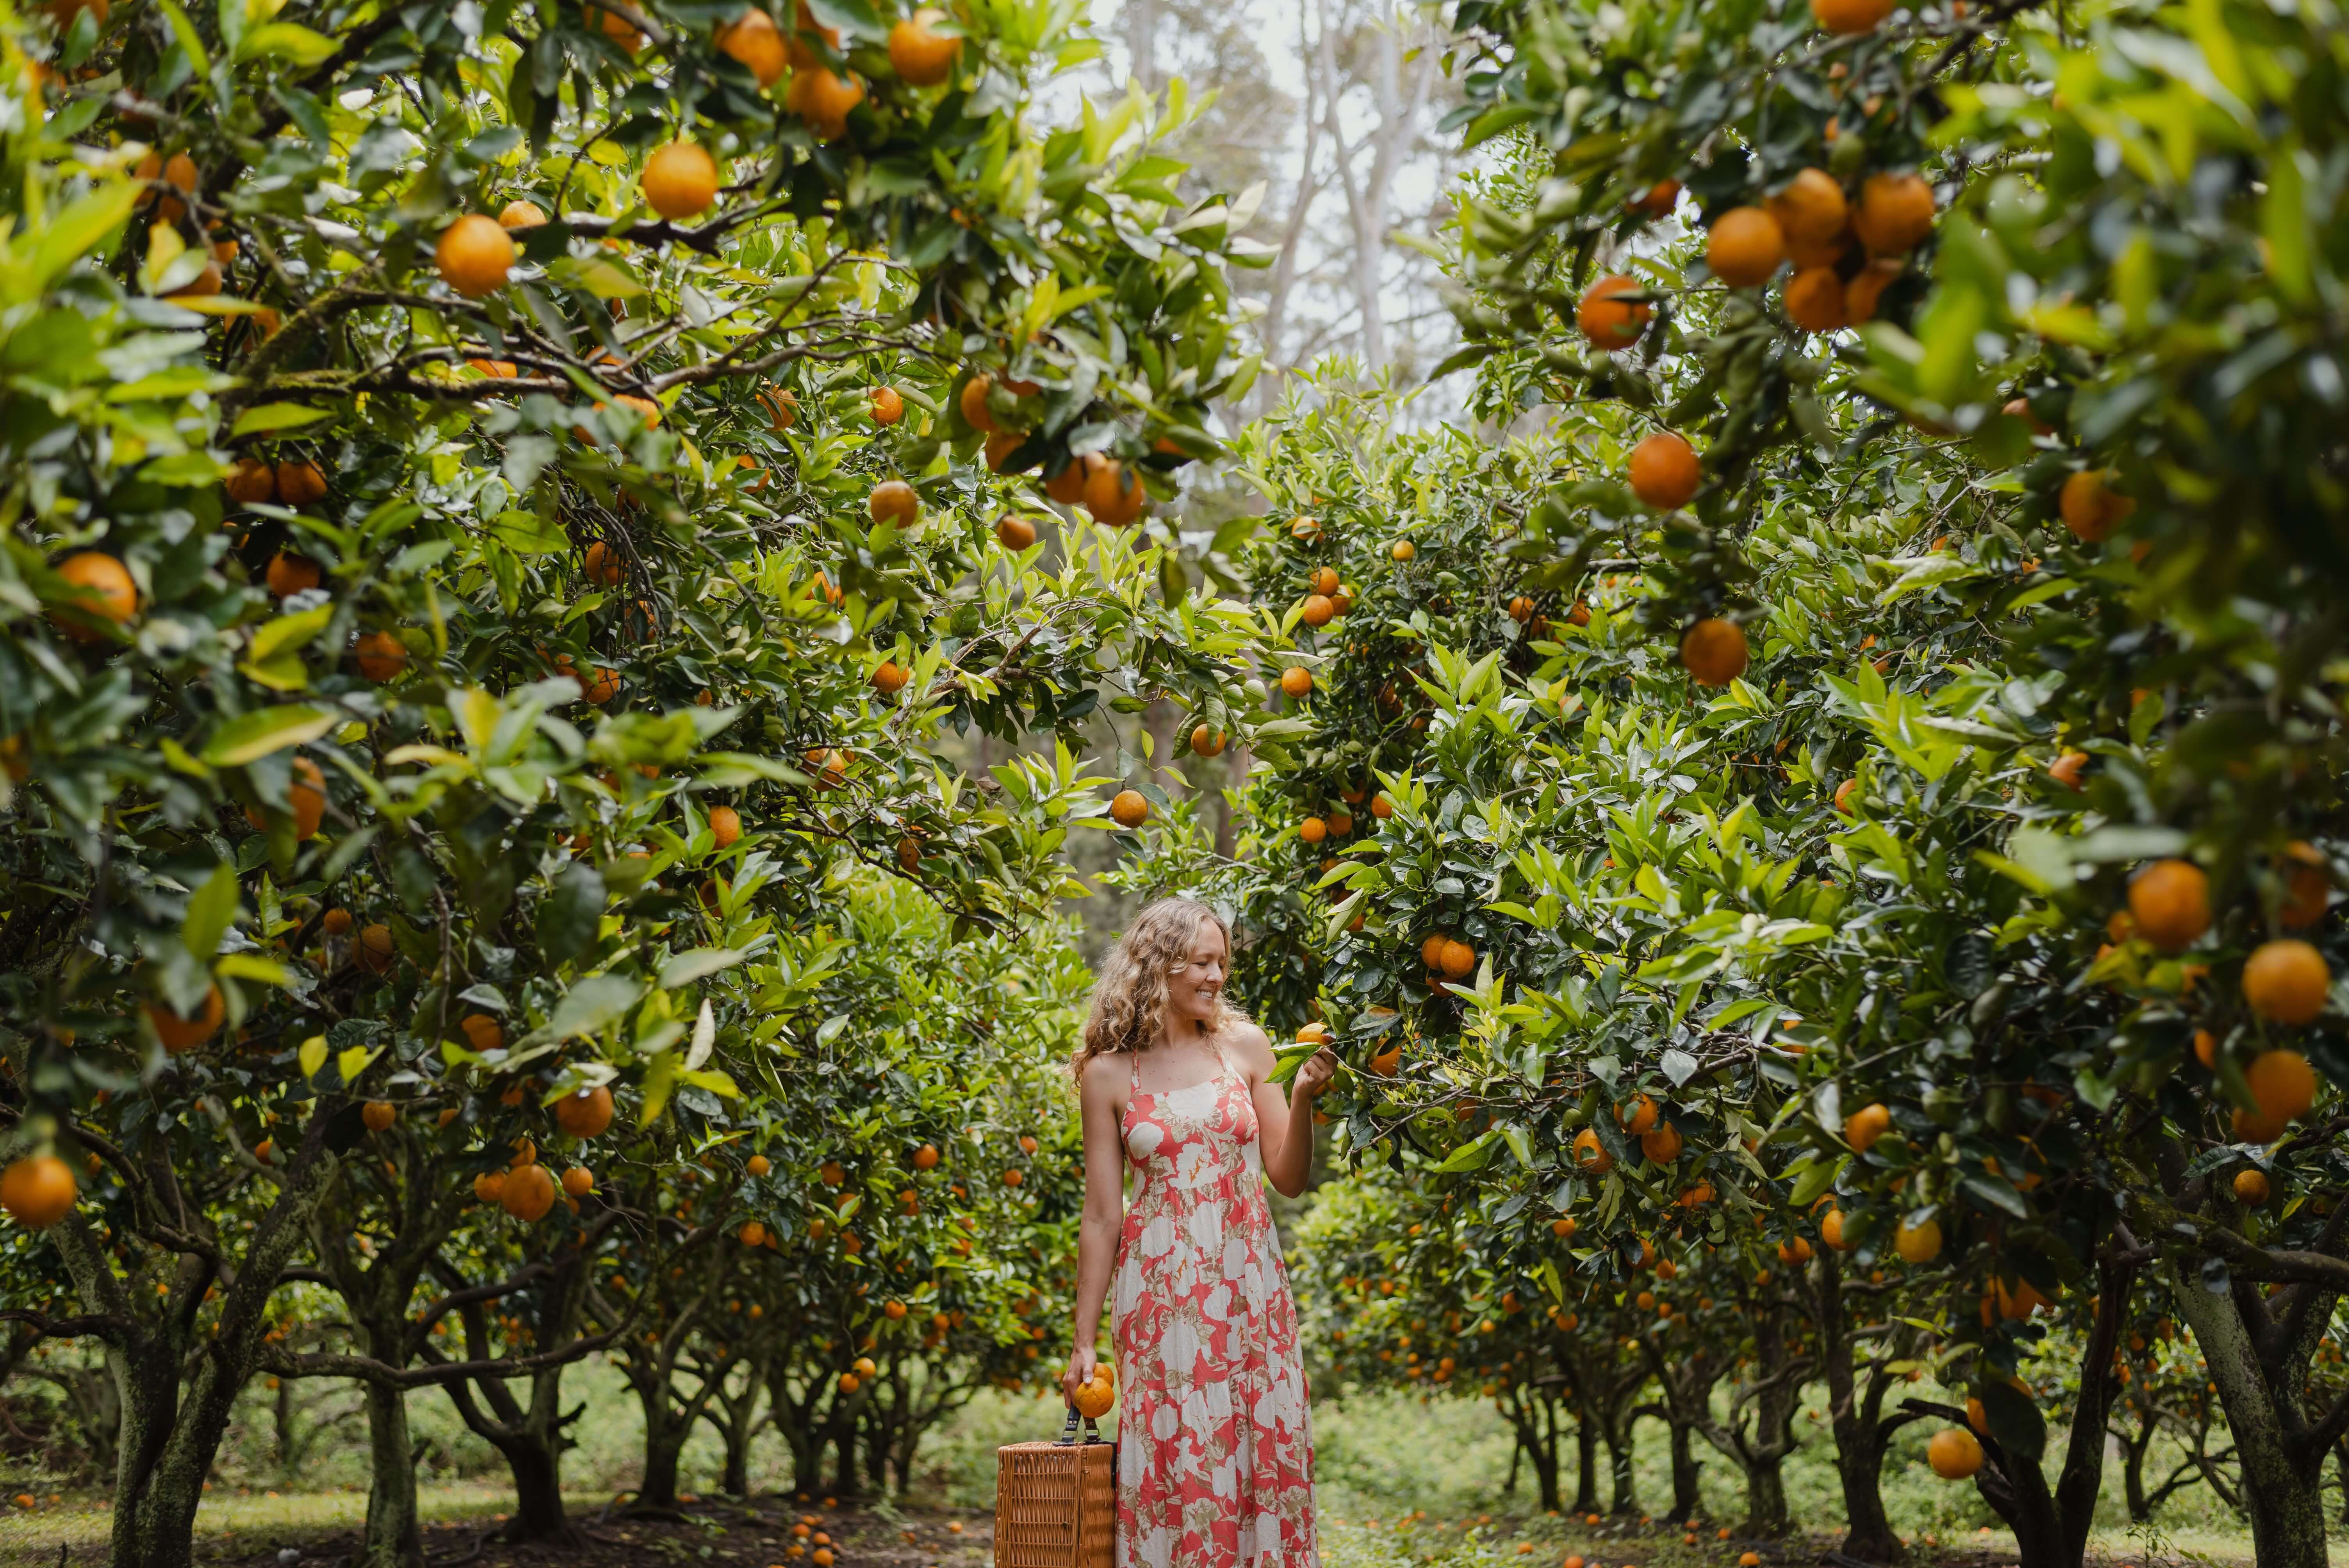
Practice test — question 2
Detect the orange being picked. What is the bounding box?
[641,141,719,220]
[49,552,137,643]
[1627,431,1700,509]
[435,214,515,297]
[1706,206,1786,287]
[1576,273,1650,349]
[888,7,961,87]
[1680,617,1749,687]
[1072,1362,1116,1419]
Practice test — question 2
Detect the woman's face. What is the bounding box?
[1166,916,1228,1028]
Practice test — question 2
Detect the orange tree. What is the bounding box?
[0,2,1270,1565]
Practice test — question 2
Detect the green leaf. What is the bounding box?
[1434,1128,1502,1173]
[248,605,335,663]
[200,705,335,766]
[298,1033,328,1080]
[235,21,340,66]
[229,402,333,437]
[181,862,239,961]
[28,182,143,298]
[659,947,749,988]
[1788,1154,1846,1208]
[538,861,606,965]
[544,972,642,1042]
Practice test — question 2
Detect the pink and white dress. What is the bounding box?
[1112,1046,1318,1568]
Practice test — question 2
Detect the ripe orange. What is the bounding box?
[1616,1094,1659,1135]
[1190,725,1225,757]
[323,908,354,935]
[760,385,798,431]
[502,1163,556,1221]
[889,8,961,86]
[266,552,321,598]
[1768,167,1848,247]
[1299,816,1327,845]
[872,661,910,696]
[225,457,276,504]
[1570,1128,1613,1174]
[2049,750,2088,789]
[1109,789,1149,829]
[580,665,620,705]
[1082,455,1146,526]
[785,65,866,140]
[2059,469,2135,542]
[2233,1168,2271,1205]
[642,142,719,220]
[435,214,515,297]
[563,1166,595,1197]
[1627,431,1700,509]
[985,513,1039,553]
[355,921,396,973]
[1680,618,1749,687]
[474,1171,507,1203]
[0,1157,77,1230]
[1893,1217,1941,1263]
[1289,516,1322,542]
[1784,266,1849,332]
[984,431,1031,472]
[1927,1427,1983,1479]
[2278,843,2329,927]
[1706,206,1786,287]
[1439,940,1476,978]
[556,1084,615,1137]
[958,374,999,433]
[1576,274,1650,349]
[269,459,328,508]
[869,385,904,425]
[585,0,646,49]
[1300,593,1336,627]
[149,986,225,1052]
[2127,859,2210,953]
[1821,1209,1850,1249]
[244,756,327,839]
[460,1013,503,1053]
[50,552,137,642]
[869,479,920,527]
[1551,1215,1577,1238]
[498,199,547,230]
[1844,1102,1892,1152]
[362,1101,397,1132]
[1072,1363,1116,1418]
[710,804,742,848]
[1639,1123,1682,1164]
[1279,666,1313,699]
[2243,1048,2319,1137]
[354,629,408,682]
[1844,260,1903,324]
[584,540,624,586]
[1390,540,1415,562]
[717,7,788,86]
[1854,172,1936,255]
[1626,179,1681,216]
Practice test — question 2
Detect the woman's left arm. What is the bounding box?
[1237,1025,1338,1199]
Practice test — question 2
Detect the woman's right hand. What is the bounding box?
[1062,1341,1097,1407]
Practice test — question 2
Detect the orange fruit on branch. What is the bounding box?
[1627,431,1700,510]
[1926,1427,1982,1479]
[355,631,408,682]
[1109,789,1149,829]
[1784,266,1849,332]
[1680,618,1749,687]
[1576,273,1650,349]
[785,65,865,140]
[641,142,720,220]
[2126,859,2209,954]
[225,457,276,505]
[1279,666,1313,699]
[149,986,225,1052]
[501,1163,556,1221]
[498,199,547,230]
[555,1084,615,1137]
[435,215,515,297]
[888,7,961,86]
[869,479,920,526]
[1767,167,1848,247]
[1853,172,1937,255]
[0,1157,78,1230]
[50,552,137,642]
[1706,206,1786,287]
[717,7,788,85]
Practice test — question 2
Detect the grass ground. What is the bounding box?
[0,1376,2338,1565]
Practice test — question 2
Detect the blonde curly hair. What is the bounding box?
[1076,897,1242,1073]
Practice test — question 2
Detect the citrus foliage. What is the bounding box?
[0,0,1264,1563]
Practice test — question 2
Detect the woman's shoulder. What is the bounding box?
[1076,1051,1128,1094]
[1217,1018,1273,1065]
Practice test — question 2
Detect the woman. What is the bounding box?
[1064,897,1338,1568]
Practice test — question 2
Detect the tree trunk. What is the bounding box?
[500,1433,571,1543]
[1742,1455,1788,1538]
[1604,1428,1637,1515]
[1570,1413,1599,1514]
[634,1375,689,1510]
[357,1379,422,1568]
[1666,1420,1701,1523]
[1815,1251,1906,1563]
[2165,1263,2334,1568]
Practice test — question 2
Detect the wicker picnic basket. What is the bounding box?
[994,1405,1115,1568]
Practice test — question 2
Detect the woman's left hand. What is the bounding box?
[1291,1046,1340,1101]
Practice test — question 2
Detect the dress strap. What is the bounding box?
[1128,1049,1139,1091]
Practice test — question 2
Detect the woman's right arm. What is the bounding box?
[1064,1055,1124,1403]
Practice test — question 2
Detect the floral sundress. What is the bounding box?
[1112,1046,1319,1568]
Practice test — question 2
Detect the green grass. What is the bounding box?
[0,1363,2338,1565]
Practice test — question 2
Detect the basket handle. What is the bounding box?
[1053,1401,1104,1447]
